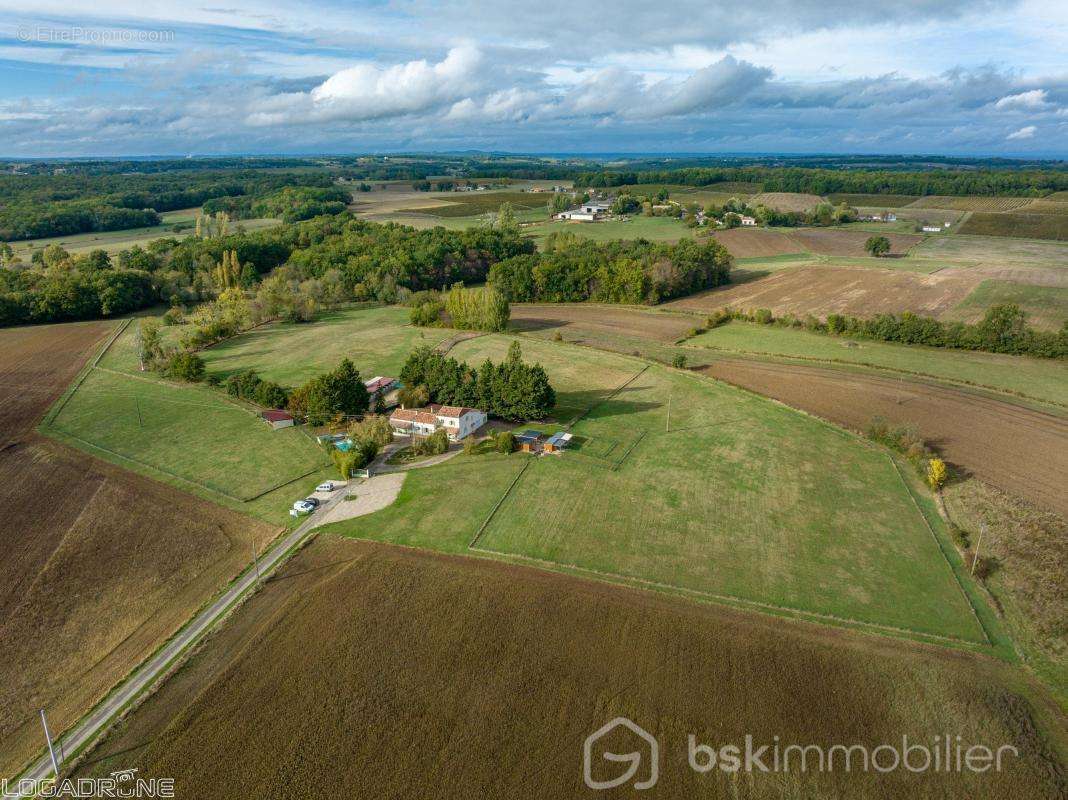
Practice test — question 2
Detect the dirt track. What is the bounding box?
[700,357,1068,518]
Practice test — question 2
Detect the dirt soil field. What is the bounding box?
[749,191,826,211]
[787,228,922,257]
[510,303,696,342]
[0,322,274,776]
[711,227,802,258]
[74,537,1067,799]
[699,357,1068,518]
[667,265,982,320]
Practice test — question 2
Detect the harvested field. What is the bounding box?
[711,227,801,258]
[510,303,697,343]
[75,538,1067,799]
[828,193,918,207]
[749,191,825,211]
[1020,198,1068,215]
[907,196,1035,212]
[0,321,275,775]
[958,212,1068,241]
[699,357,1068,518]
[403,191,543,217]
[666,265,982,320]
[950,280,1068,331]
[788,228,922,257]
[909,233,1068,269]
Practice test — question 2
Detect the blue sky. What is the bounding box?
[1,1,1066,157]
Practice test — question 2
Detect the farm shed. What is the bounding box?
[543,432,572,453]
[261,410,295,430]
[515,430,543,453]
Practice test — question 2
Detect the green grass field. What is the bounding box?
[329,335,990,644]
[950,280,1068,333]
[685,321,1068,407]
[404,191,544,217]
[11,210,281,257]
[907,232,1068,268]
[199,305,453,386]
[525,216,696,245]
[43,323,332,522]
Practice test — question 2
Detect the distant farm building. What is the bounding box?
[364,376,400,408]
[543,432,572,452]
[739,215,757,226]
[261,410,294,430]
[514,430,543,452]
[556,202,611,222]
[922,225,942,233]
[389,405,487,440]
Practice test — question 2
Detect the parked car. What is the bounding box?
[315,481,336,492]
[290,500,316,517]
[303,496,321,508]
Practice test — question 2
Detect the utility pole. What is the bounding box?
[971,521,986,575]
[40,708,60,779]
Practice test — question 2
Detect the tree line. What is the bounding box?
[487,232,732,305]
[709,303,1067,360]
[400,341,556,421]
[573,166,1068,197]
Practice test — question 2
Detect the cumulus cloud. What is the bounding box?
[1007,125,1037,139]
[993,89,1051,110]
[248,45,488,125]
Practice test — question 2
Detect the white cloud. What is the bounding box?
[1006,124,1037,139]
[993,89,1050,110]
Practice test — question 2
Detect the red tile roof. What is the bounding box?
[261,410,294,423]
[429,404,478,418]
[390,408,438,426]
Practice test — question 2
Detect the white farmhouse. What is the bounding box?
[388,405,487,441]
[739,215,757,226]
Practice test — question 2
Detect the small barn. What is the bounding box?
[261,410,295,430]
[514,430,543,453]
[543,432,572,453]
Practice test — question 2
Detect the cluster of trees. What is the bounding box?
[223,369,289,409]
[0,245,156,326]
[331,415,394,478]
[408,284,510,331]
[288,358,370,425]
[400,341,555,421]
[574,166,1068,197]
[247,186,351,222]
[713,303,1067,359]
[0,169,339,241]
[488,233,732,305]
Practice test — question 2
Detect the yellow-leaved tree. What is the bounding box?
[926,457,947,490]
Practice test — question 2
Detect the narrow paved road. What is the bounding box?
[3,487,350,798]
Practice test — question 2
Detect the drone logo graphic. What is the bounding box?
[583,717,659,790]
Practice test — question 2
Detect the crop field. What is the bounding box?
[703,180,763,194]
[667,265,983,321]
[73,537,1065,799]
[9,209,280,257]
[950,280,1068,331]
[525,215,696,245]
[958,212,1068,241]
[748,192,826,211]
[400,191,544,217]
[510,303,696,343]
[199,305,453,386]
[908,232,1068,269]
[710,227,802,258]
[42,323,331,521]
[700,357,1068,520]
[1020,198,1068,214]
[0,320,275,775]
[906,196,1036,212]
[686,320,1068,407]
[828,193,919,207]
[788,228,922,256]
[402,335,988,642]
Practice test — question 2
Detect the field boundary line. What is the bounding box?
[41,318,130,428]
[888,455,996,647]
[567,364,649,428]
[467,458,533,549]
[467,544,990,648]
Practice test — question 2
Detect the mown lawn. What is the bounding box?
[44,360,330,521]
[331,335,988,643]
[199,305,453,386]
[686,321,1068,406]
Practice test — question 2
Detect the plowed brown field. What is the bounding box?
[699,357,1068,518]
[510,303,696,341]
[667,265,982,320]
[74,538,1066,799]
[0,322,274,775]
[711,227,801,258]
[787,228,922,257]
